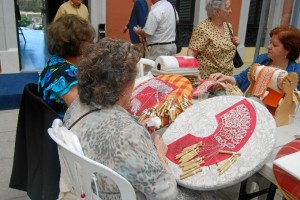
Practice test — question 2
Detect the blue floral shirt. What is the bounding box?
[38,55,78,118]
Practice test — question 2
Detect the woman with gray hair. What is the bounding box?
[64,37,222,200]
[187,0,240,80]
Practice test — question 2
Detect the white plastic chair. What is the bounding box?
[136,58,155,78]
[48,122,136,200]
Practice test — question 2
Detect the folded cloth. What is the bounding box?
[274,151,300,180]
[155,56,199,73]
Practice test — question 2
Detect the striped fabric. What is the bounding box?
[273,139,300,200]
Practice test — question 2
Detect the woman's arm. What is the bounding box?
[209,73,236,85]
[116,124,177,200]
[61,85,78,107]
[187,48,199,58]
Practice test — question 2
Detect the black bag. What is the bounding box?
[233,51,244,68]
[227,24,243,68]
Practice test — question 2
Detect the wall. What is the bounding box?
[106,0,151,42]
[0,0,19,73]
[89,0,106,41]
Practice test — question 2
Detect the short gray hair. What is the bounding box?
[205,0,227,18]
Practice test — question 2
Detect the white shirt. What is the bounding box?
[143,0,177,44]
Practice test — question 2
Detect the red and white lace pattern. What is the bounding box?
[166,99,256,166]
[130,78,177,116]
[252,66,279,97]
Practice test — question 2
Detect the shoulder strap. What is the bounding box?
[226,23,233,36]
[173,6,177,32]
[68,108,101,130]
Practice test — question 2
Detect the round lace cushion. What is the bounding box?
[163,96,276,190]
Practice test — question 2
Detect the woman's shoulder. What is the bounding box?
[287,60,300,73]
[255,53,269,64]
[193,19,213,34]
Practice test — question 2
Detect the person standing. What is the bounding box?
[210,26,300,92]
[188,0,240,80]
[134,0,178,61]
[54,0,89,22]
[123,0,148,54]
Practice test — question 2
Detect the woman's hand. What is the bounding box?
[153,134,169,169]
[187,48,199,58]
[232,36,240,46]
[153,134,168,156]
[209,73,236,85]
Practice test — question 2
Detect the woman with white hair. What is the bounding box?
[187,0,240,80]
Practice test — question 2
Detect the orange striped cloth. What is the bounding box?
[273,139,300,200]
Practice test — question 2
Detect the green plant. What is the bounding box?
[37,25,44,30]
[19,16,32,27]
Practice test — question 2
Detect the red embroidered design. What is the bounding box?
[252,67,279,97]
[130,79,177,116]
[166,99,256,166]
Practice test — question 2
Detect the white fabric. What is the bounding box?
[155,56,199,73]
[274,151,300,180]
[143,0,177,44]
[51,119,84,195]
[162,96,276,190]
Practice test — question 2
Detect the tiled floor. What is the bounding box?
[0,109,29,200]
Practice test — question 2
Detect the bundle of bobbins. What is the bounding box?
[138,94,192,128]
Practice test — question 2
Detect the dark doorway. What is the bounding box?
[169,0,195,48]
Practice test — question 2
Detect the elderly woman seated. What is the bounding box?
[63,38,222,199]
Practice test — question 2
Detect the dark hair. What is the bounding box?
[77,38,142,107]
[270,26,300,61]
[46,14,95,58]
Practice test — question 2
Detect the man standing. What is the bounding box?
[123,0,148,47]
[134,0,178,61]
[54,0,89,22]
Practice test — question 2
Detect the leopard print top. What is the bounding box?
[189,18,236,79]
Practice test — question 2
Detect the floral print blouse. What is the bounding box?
[38,55,78,118]
[189,18,236,79]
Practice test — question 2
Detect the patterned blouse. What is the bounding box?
[189,18,236,79]
[38,55,78,118]
[63,99,178,200]
[63,99,222,200]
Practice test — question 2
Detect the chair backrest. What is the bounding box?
[48,125,136,200]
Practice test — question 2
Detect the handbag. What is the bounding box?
[227,24,243,68]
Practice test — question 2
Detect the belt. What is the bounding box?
[147,41,176,47]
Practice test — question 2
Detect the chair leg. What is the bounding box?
[18,27,26,44]
[239,178,278,200]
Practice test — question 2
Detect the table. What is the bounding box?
[273,139,300,199]
[258,125,296,183]
[162,96,276,190]
[238,125,296,199]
